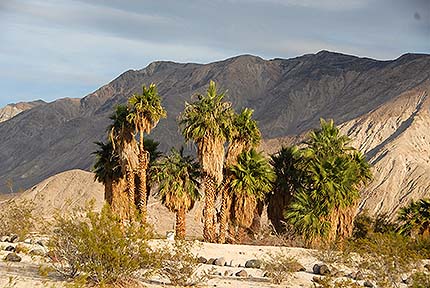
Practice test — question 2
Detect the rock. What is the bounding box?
[4,245,15,252]
[224,270,232,276]
[4,252,21,262]
[229,260,239,267]
[424,263,430,271]
[214,257,226,266]
[0,236,9,242]
[235,270,248,277]
[9,235,18,243]
[245,259,262,269]
[313,263,330,275]
[319,264,330,275]
[263,271,269,277]
[197,256,207,264]
[29,248,46,256]
[312,276,322,284]
[207,258,216,265]
[363,280,374,287]
[23,238,33,244]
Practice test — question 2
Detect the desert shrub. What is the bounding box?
[315,241,345,266]
[312,276,361,288]
[0,199,35,240]
[352,211,397,239]
[157,240,204,286]
[49,204,157,286]
[345,233,421,288]
[409,272,430,288]
[261,251,301,284]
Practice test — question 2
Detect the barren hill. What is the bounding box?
[1,51,430,217]
[11,169,203,237]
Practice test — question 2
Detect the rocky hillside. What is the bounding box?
[341,85,430,218]
[0,51,430,217]
[0,100,45,123]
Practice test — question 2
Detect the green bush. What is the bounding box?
[49,204,158,286]
[261,251,301,284]
[0,199,35,240]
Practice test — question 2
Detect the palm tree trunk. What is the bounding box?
[104,178,113,206]
[203,174,217,242]
[126,168,136,220]
[176,205,187,240]
[136,150,149,223]
[218,179,232,243]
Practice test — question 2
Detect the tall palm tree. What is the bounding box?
[229,149,275,242]
[179,80,233,242]
[218,108,261,243]
[267,145,304,233]
[398,199,430,237]
[109,104,139,220]
[151,148,201,240]
[127,84,167,222]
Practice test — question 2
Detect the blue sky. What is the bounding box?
[0,0,429,107]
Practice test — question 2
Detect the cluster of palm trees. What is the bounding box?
[93,84,166,223]
[93,81,374,246]
[269,119,373,246]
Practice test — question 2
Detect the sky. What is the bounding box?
[0,0,429,107]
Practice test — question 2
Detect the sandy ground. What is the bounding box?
[0,240,322,288]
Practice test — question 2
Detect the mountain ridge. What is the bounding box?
[0,51,429,219]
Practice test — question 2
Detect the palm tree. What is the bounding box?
[109,104,139,220]
[179,80,233,242]
[151,148,201,240]
[218,108,261,243]
[229,149,275,242]
[285,119,372,246]
[127,84,167,222]
[267,145,304,233]
[398,199,430,238]
[92,141,121,205]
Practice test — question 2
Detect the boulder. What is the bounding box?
[235,270,248,277]
[245,259,262,269]
[363,280,374,287]
[197,256,207,264]
[4,245,15,252]
[214,257,226,266]
[29,248,46,256]
[4,252,21,262]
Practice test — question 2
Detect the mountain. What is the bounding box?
[0,51,429,217]
[0,100,46,123]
